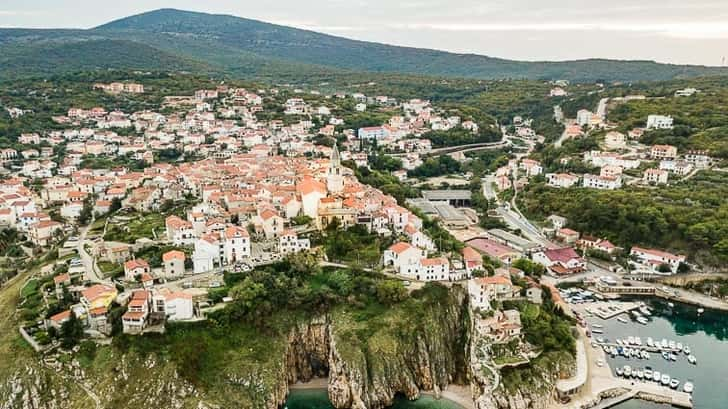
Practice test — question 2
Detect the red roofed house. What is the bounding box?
[556,228,580,245]
[224,225,250,263]
[630,246,686,274]
[532,247,586,275]
[124,258,151,281]
[468,275,515,310]
[162,250,186,277]
[383,242,424,275]
[48,310,72,330]
[122,290,150,334]
[463,247,483,274]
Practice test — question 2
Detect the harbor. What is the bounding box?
[556,293,709,409]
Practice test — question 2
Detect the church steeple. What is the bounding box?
[327,142,344,193]
[331,142,341,168]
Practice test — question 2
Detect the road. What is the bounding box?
[388,137,511,159]
[77,221,112,285]
[596,97,609,119]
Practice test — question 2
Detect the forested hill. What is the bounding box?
[1,8,728,82]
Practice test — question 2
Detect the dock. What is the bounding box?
[556,327,694,409]
[583,301,642,320]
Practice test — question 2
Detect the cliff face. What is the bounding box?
[327,285,470,409]
[273,284,472,409]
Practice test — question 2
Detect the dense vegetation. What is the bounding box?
[518,172,728,267]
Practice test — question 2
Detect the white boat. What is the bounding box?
[645,369,653,379]
[617,317,629,323]
[635,337,642,346]
[617,339,623,346]
[668,302,674,308]
[624,366,632,377]
[670,378,680,389]
[653,371,661,382]
[646,337,654,347]
[637,369,644,379]
[661,339,669,348]
[627,336,635,345]
[640,306,652,316]
[662,352,670,360]
[642,351,650,359]
[592,324,604,329]
[592,328,603,334]
[616,367,624,377]
[661,374,671,385]
[676,342,683,351]
[636,317,649,325]
[684,346,691,355]
[669,340,676,349]
[698,308,705,314]
[670,353,678,361]
[687,355,697,365]
[683,382,694,393]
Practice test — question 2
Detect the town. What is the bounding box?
[1,61,727,409]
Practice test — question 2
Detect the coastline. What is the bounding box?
[286,379,473,408]
[289,377,329,390]
[421,385,474,409]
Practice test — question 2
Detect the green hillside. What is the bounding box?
[1,8,727,82]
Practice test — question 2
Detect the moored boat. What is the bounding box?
[653,371,661,382]
[670,378,680,389]
[683,381,694,393]
[687,355,697,365]
[661,374,671,385]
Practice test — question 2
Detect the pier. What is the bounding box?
[582,301,642,320]
[553,327,694,409]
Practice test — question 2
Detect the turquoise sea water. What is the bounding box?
[284,298,728,409]
[284,389,465,409]
[596,298,728,409]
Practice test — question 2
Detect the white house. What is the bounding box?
[646,115,674,130]
[223,226,251,264]
[582,174,621,190]
[630,247,686,274]
[643,168,669,184]
[383,242,424,275]
[279,230,311,254]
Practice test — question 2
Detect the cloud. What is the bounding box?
[385,21,728,39]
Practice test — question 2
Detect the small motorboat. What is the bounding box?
[624,366,632,377]
[627,336,635,345]
[662,352,670,360]
[698,308,705,314]
[640,306,652,316]
[661,338,669,349]
[670,353,678,361]
[636,317,649,325]
[676,342,683,351]
[646,337,654,347]
[653,371,661,382]
[616,367,624,377]
[635,337,642,346]
[670,378,680,389]
[592,323,604,329]
[683,381,694,393]
[642,351,650,359]
[683,345,691,355]
[668,302,674,308]
[636,369,644,379]
[617,316,629,323]
[661,374,671,386]
[644,368,653,379]
[617,339,623,346]
[687,355,697,365]
[592,328,603,334]
[669,340,676,349]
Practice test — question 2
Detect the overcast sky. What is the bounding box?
[2,0,728,66]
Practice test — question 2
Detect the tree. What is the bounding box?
[657,263,672,273]
[78,197,93,225]
[376,280,408,305]
[109,197,122,213]
[60,312,84,349]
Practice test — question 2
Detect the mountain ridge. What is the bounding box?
[1,8,727,82]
